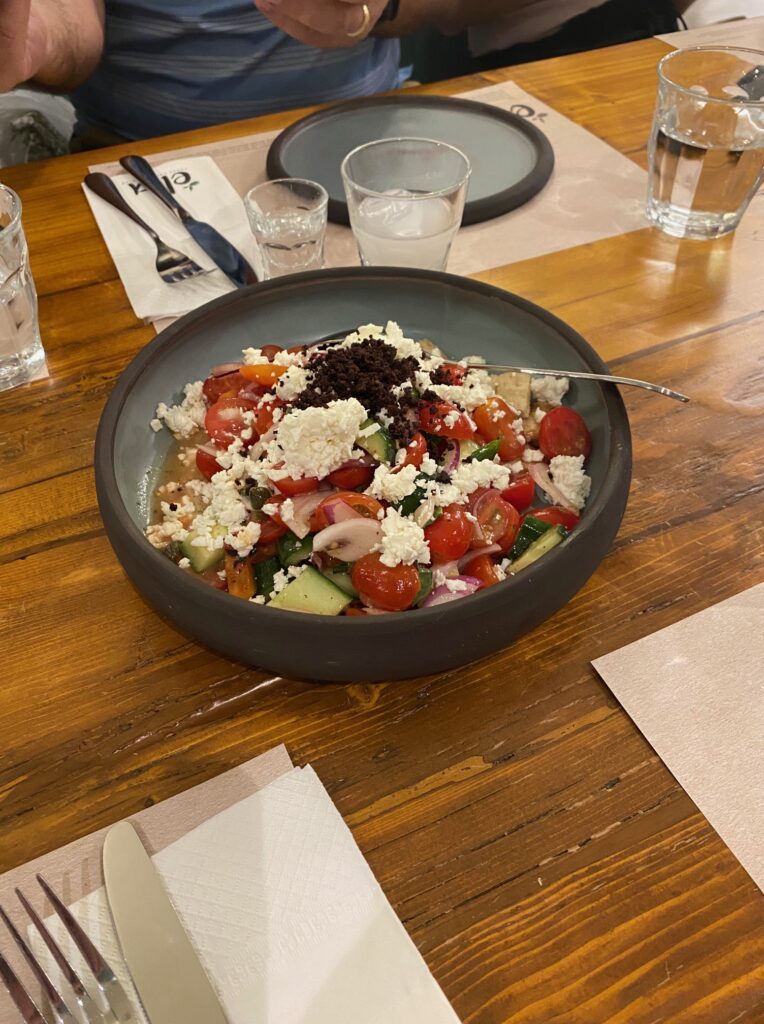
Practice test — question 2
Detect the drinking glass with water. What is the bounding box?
[0,184,45,392]
[647,46,764,239]
[245,178,328,279]
[341,138,471,271]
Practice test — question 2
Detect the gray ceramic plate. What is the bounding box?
[266,95,554,226]
[95,268,630,682]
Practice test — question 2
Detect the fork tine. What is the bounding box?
[0,952,48,1024]
[0,906,73,1023]
[15,891,107,1024]
[35,877,133,1024]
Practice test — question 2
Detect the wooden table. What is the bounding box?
[2,36,763,1023]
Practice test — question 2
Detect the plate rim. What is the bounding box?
[265,94,555,227]
[95,266,631,639]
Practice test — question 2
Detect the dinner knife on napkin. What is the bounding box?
[119,154,258,289]
[103,821,229,1024]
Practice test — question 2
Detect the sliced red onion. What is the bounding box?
[318,493,364,526]
[238,381,264,403]
[527,461,578,513]
[312,518,382,562]
[197,442,220,458]
[281,490,327,539]
[421,575,482,608]
[210,362,244,377]
[457,543,501,572]
[434,559,460,578]
[442,440,461,474]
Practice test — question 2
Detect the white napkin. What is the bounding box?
[34,766,460,1023]
[82,155,261,322]
[593,583,764,891]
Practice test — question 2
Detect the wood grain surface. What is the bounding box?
[1,37,763,1023]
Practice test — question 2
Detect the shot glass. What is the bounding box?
[245,178,328,279]
[0,184,45,392]
[646,46,764,239]
[341,137,471,271]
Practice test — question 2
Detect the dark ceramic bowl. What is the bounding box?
[95,268,631,682]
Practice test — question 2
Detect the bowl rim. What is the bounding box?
[95,266,632,636]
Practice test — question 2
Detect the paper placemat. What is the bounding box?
[658,15,764,48]
[0,744,292,1023]
[593,583,764,892]
[90,81,648,328]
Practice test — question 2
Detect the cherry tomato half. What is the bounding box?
[419,400,475,440]
[471,490,520,552]
[327,462,375,490]
[253,397,286,436]
[202,370,249,405]
[204,394,258,448]
[462,554,502,589]
[524,506,580,531]
[256,498,288,544]
[423,504,473,563]
[240,363,288,388]
[436,362,466,385]
[196,448,223,480]
[397,432,428,470]
[538,406,592,460]
[501,472,535,512]
[310,492,383,533]
[271,473,320,497]
[473,397,525,462]
[351,553,421,612]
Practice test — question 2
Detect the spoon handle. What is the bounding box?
[469,363,690,403]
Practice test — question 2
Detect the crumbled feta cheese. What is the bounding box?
[534,407,547,423]
[279,497,295,523]
[266,398,367,481]
[242,348,269,365]
[273,349,303,366]
[511,418,524,434]
[250,594,266,604]
[509,460,525,474]
[154,381,206,438]
[376,408,393,429]
[549,455,591,511]
[428,368,494,411]
[522,448,545,463]
[358,421,380,439]
[178,557,191,569]
[275,365,309,401]
[150,418,162,432]
[419,456,439,476]
[443,411,460,429]
[268,564,307,600]
[531,376,569,406]
[367,463,419,503]
[224,519,261,557]
[375,508,430,567]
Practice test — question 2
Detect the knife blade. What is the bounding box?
[119,154,258,288]
[103,822,229,1024]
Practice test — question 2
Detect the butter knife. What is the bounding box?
[103,822,229,1024]
[119,154,257,288]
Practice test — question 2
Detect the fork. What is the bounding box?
[0,875,134,1023]
[85,172,208,285]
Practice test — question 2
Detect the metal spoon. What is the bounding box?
[464,361,690,403]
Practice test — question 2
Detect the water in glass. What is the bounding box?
[352,189,459,270]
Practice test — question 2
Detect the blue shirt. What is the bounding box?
[72,0,401,140]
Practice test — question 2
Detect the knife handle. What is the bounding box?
[120,154,189,221]
[84,172,161,243]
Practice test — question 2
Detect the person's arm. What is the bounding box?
[0,0,104,93]
[254,0,533,48]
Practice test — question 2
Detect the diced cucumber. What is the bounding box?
[467,438,500,462]
[509,515,551,561]
[414,568,433,606]
[268,566,352,615]
[509,526,566,573]
[278,532,313,567]
[326,563,359,598]
[458,439,479,460]
[356,418,395,464]
[163,540,185,565]
[255,556,281,598]
[180,527,226,573]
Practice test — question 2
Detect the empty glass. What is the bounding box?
[647,46,764,239]
[245,178,328,279]
[0,184,45,392]
[341,137,471,271]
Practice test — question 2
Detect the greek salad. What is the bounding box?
[147,322,593,615]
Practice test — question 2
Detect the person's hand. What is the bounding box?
[254,0,389,49]
[0,0,47,91]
